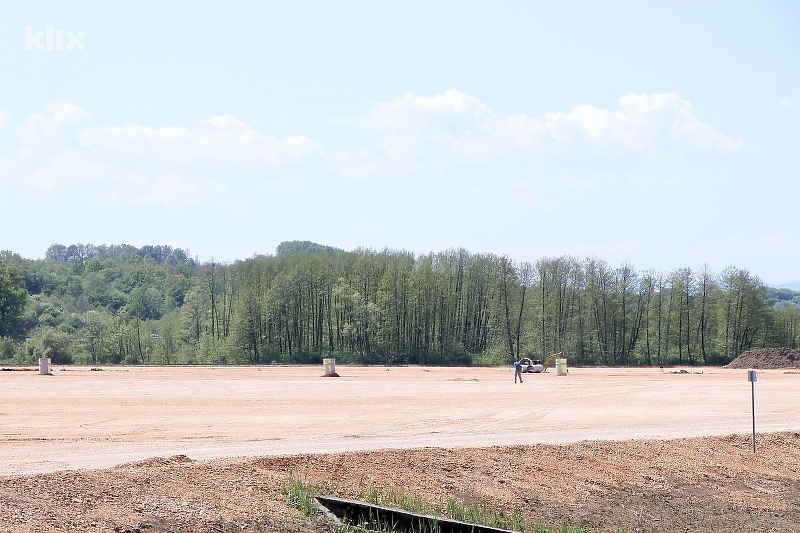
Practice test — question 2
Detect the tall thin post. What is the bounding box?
[751,380,756,453]
[748,369,757,453]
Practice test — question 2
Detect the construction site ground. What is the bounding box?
[1,363,799,532]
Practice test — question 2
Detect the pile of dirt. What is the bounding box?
[725,347,800,369]
[2,432,800,533]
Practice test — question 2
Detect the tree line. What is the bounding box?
[1,242,798,366]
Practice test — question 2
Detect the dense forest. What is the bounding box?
[1,241,799,367]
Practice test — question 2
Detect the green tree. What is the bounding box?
[157,311,180,364]
[720,267,768,357]
[82,310,108,364]
[232,286,265,363]
[769,306,800,349]
[0,264,28,340]
[41,330,71,364]
[495,255,520,360]
[6,241,799,368]
[695,264,718,363]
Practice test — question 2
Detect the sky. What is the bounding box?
[0,1,798,285]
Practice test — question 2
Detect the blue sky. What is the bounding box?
[1,1,798,284]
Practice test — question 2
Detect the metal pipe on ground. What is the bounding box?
[315,495,520,533]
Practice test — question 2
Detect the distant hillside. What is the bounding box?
[766,285,800,309]
[777,282,800,291]
[275,240,344,257]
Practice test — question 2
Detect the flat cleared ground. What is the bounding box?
[2,364,797,476]
[2,364,800,532]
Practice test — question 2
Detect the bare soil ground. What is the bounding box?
[725,347,800,369]
[1,362,799,532]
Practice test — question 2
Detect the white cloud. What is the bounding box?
[543,102,651,153]
[25,155,108,195]
[345,90,504,169]
[356,89,493,132]
[80,114,323,165]
[669,106,742,153]
[343,90,742,176]
[530,92,742,156]
[2,94,743,215]
[16,102,92,147]
[2,103,324,210]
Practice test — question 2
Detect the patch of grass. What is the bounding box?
[360,482,427,514]
[444,496,524,530]
[282,474,621,533]
[354,484,607,533]
[439,495,598,532]
[280,471,330,519]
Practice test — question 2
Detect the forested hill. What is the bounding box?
[0,242,798,367]
[275,240,344,257]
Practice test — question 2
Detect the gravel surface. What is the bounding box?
[1,433,799,532]
[1,364,799,532]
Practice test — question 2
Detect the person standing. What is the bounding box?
[514,360,523,383]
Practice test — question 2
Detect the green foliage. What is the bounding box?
[0,336,17,359]
[298,478,602,533]
[41,330,71,364]
[766,286,800,310]
[444,496,525,531]
[1,242,797,367]
[0,263,28,340]
[276,240,344,257]
[280,474,321,519]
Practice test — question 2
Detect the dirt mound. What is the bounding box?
[725,347,800,369]
[2,433,800,533]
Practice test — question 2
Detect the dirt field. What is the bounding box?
[1,364,799,532]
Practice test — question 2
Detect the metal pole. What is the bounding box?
[751,379,756,454]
